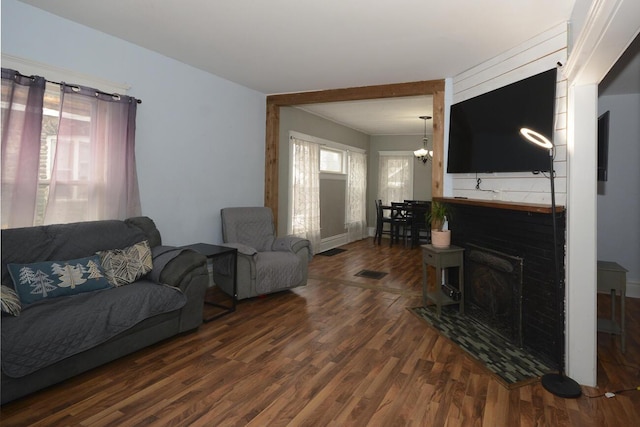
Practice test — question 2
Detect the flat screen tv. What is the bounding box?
[447,68,557,173]
[597,110,609,181]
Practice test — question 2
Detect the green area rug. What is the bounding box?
[408,305,553,388]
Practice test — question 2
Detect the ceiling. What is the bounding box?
[308,34,640,135]
[297,96,433,135]
[15,1,583,135]
[599,32,640,97]
[19,0,576,95]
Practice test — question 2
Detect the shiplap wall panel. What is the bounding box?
[453,22,566,80]
[454,23,567,99]
[449,23,568,205]
[455,50,567,103]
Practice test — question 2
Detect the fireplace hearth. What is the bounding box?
[465,244,523,347]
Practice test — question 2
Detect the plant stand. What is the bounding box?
[421,244,465,316]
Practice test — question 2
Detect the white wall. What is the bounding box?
[1,0,266,245]
[449,23,568,205]
[597,93,640,294]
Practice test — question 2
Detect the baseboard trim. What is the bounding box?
[319,233,348,253]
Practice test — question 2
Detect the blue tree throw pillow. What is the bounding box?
[8,255,112,305]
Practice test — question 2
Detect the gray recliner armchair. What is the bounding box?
[215,207,312,300]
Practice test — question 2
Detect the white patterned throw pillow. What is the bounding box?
[1,285,21,316]
[98,240,153,287]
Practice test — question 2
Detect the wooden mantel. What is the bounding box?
[434,197,565,214]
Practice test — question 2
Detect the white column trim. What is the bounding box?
[564,0,640,86]
[563,0,639,386]
[565,84,598,386]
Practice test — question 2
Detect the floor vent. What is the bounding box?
[355,270,388,280]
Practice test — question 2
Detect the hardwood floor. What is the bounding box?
[1,238,638,426]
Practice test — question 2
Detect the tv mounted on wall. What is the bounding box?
[447,68,557,173]
[597,110,609,182]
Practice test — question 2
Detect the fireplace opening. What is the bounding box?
[465,244,524,347]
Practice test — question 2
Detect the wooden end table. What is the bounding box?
[421,244,465,316]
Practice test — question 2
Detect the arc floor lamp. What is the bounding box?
[520,127,582,398]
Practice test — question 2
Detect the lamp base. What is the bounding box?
[541,373,582,398]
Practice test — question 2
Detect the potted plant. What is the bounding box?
[427,201,451,248]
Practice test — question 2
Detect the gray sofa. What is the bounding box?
[1,217,209,404]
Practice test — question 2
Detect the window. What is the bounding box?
[1,68,141,229]
[320,147,345,173]
[288,131,367,248]
[378,152,414,204]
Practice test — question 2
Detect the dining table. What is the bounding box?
[384,201,432,247]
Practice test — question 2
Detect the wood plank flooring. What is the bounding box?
[1,238,638,426]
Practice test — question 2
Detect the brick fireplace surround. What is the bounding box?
[439,197,566,365]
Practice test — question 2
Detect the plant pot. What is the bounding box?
[431,230,451,248]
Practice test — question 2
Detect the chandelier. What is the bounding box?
[414,115,433,164]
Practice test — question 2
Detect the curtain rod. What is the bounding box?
[289,135,325,146]
[10,69,142,104]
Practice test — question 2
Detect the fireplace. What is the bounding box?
[465,244,523,347]
[442,197,565,365]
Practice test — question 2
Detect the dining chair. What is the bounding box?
[406,201,431,247]
[374,199,393,245]
[390,202,411,246]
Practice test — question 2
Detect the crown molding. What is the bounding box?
[563,0,640,85]
[1,53,130,94]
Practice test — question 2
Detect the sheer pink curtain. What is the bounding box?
[44,83,141,224]
[1,69,45,228]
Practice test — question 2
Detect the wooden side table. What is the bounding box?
[182,243,237,322]
[421,244,465,316]
[597,260,627,353]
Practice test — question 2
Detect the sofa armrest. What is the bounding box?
[151,247,209,331]
[221,242,257,256]
[150,247,204,289]
[272,236,312,257]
